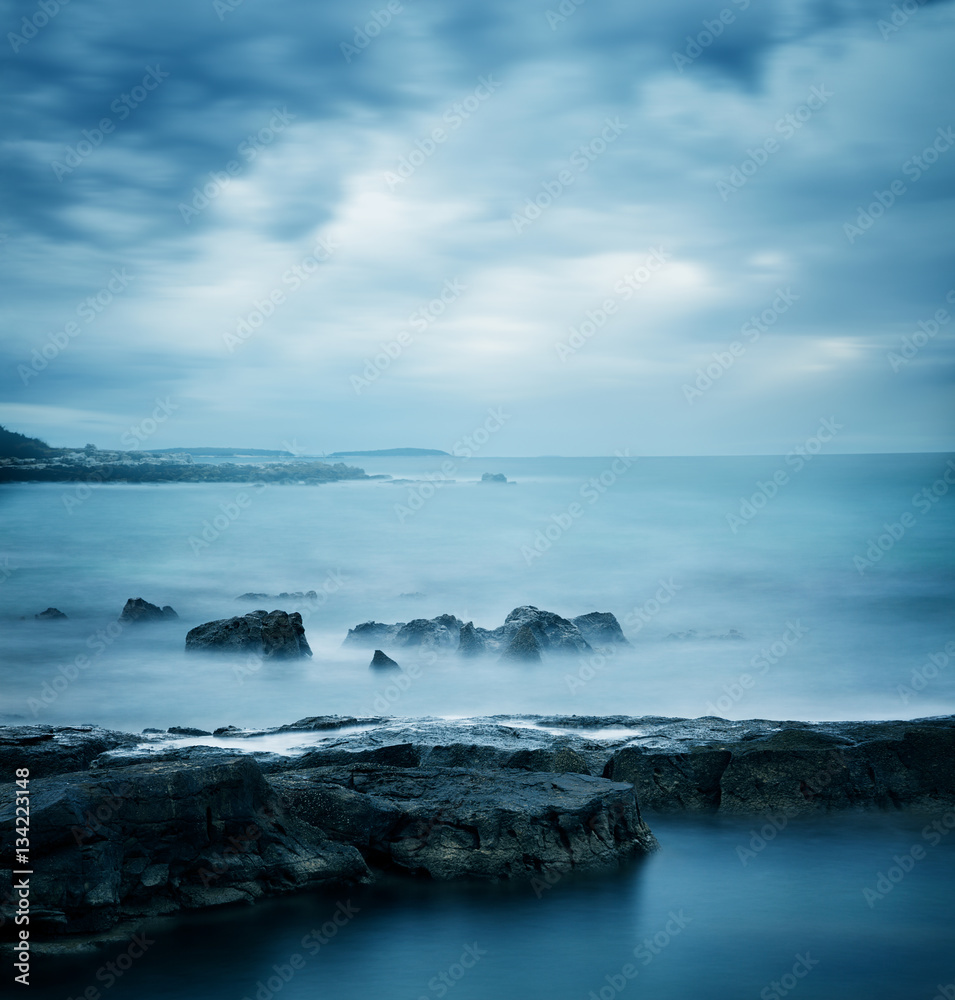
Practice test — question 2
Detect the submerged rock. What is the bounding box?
[185,610,312,659]
[236,591,318,602]
[394,614,462,649]
[370,649,400,669]
[167,726,212,737]
[343,621,402,647]
[480,472,508,483]
[119,598,178,623]
[34,607,68,620]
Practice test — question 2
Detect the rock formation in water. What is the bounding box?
[34,607,67,620]
[119,598,179,623]
[2,713,953,939]
[370,649,400,669]
[501,624,543,662]
[480,472,508,483]
[343,606,626,659]
[185,610,312,658]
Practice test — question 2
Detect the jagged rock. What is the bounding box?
[185,610,312,658]
[394,615,462,649]
[214,725,243,736]
[167,726,212,737]
[0,756,369,935]
[0,726,139,780]
[572,612,631,647]
[119,598,178,623]
[480,472,508,483]
[496,606,592,655]
[458,622,485,657]
[343,621,402,647]
[500,624,542,663]
[35,607,68,620]
[370,649,399,669]
[271,765,656,880]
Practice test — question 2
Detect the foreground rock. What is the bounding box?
[272,765,655,879]
[344,605,625,658]
[185,610,312,658]
[0,756,368,935]
[119,598,178,623]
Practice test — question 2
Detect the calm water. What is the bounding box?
[0,453,952,730]
[2,455,954,999]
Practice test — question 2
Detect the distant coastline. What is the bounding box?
[329,447,450,457]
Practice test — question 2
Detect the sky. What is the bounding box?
[1,0,953,457]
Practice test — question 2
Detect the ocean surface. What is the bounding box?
[1,453,952,730]
[2,453,953,999]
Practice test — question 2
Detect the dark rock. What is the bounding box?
[35,607,68,620]
[142,728,163,734]
[497,606,592,655]
[370,649,399,669]
[0,726,139,780]
[167,726,212,737]
[457,622,486,657]
[343,621,402,647]
[480,472,508,483]
[394,614,462,649]
[213,725,243,736]
[271,765,656,880]
[572,612,631,647]
[237,591,318,602]
[119,598,178,623]
[0,756,369,935]
[500,625,543,663]
[185,610,312,659]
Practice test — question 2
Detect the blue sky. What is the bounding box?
[1,0,953,455]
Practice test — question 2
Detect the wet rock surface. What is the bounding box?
[185,609,312,658]
[119,598,179,623]
[3,713,952,938]
[343,606,623,658]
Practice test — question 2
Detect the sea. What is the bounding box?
[2,452,953,998]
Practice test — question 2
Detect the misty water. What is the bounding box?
[2,452,954,998]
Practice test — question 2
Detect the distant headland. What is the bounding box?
[330,448,450,457]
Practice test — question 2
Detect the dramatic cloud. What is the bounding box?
[2,0,953,454]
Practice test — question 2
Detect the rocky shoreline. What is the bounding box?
[1,713,952,942]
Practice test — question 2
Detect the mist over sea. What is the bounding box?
[2,452,952,732]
